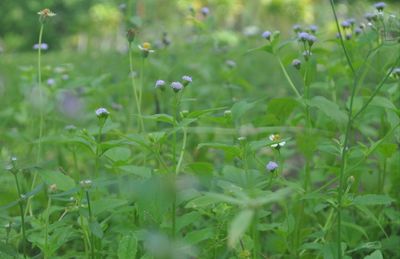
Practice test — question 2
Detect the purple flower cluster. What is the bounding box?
[33,43,48,50]
[155,75,192,93]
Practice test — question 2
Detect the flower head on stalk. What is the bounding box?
[96,107,109,120]
[170,82,183,93]
[182,75,192,87]
[138,42,155,58]
[38,8,56,23]
[266,161,278,172]
[269,134,286,149]
[126,28,136,43]
[155,79,166,90]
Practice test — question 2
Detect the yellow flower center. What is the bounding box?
[143,42,151,50]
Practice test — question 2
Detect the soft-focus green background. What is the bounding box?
[1,0,398,52]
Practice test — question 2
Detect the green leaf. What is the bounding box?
[364,250,383,259]
[40,171,75,191]
[89,220,104,238]
[228,209,254,248]
[92,198,127,215]
[0,242,18,257]
[266,97,300,124]
[309,96,347,125]
[197,142,240,157]
[143,114,175,125]
[231,100,257,123]
[118,233,138,259]
[353,194,394,206]
[184,227,214,245]
[104,147,131,162]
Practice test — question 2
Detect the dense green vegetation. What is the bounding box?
[0,1,399,258]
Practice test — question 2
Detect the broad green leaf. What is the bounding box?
[119,165,152,178]
[89,220,104,238]
[92,198,127,215]
[231,100,257,123]
[353,194,394,206]
[309,96,347,125]
[228,209,254,248]
[266,97,300,124]
[118,233,138,259]
[197,142,240,157]
[184,227,214,245]
[364,250,383,259]
[104,147,132,162]
[0,242,18,257]
[143,114,175,125]
[40,171,75,191]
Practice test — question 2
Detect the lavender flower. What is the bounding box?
[345,33,352,40]
[96,107,109,119]
[293,24,302,33]
[298,32,310,42]
[47,78,55,86]
[341,20,351,29]
[266,161,278,172]
[33,43,48,50]
[307,35,317,46]
[374,2,386,12]
[392,67,400,78]
[365,12,378,22]
[225,60,236,68]
[262,31,272,40]
[309,25,318,33]
[182,75,192,87]
[292,59,301,70]
[355,27,363,35]
[155,79,166,89]
[201,7,210,16]
[170,82,183,92]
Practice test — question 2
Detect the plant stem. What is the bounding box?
[175,127,187,175]
[44,196,52,259]
[277,56,301,98]
[13,173,27,259]
[86,190,95,259]
[329,1,357,258]
[129,43,144,132]
[26,23,45,217]
[95,124,103,177]
[37,23,44,162]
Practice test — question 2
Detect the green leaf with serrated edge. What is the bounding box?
[118,234,138,259]
[228,209,254,248]
[309,96,347,125]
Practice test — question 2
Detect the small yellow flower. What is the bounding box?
[138,42,155,58]
[269,134,286,148]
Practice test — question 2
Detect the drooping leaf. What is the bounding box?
[228,209,254,248]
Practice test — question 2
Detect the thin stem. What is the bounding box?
[44,196,52,259]
[277,56,302,98]
[329,1,358,258]
[139,56,146,132]
[37,23,44,162]
[252,209,259,259]
[13,173,27,259]
[175,127,187,175]
[329,0,355,76]
[86,191,95,259]
[352,54,400,120]
[95,124,103,177]
[129,43,144,132]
